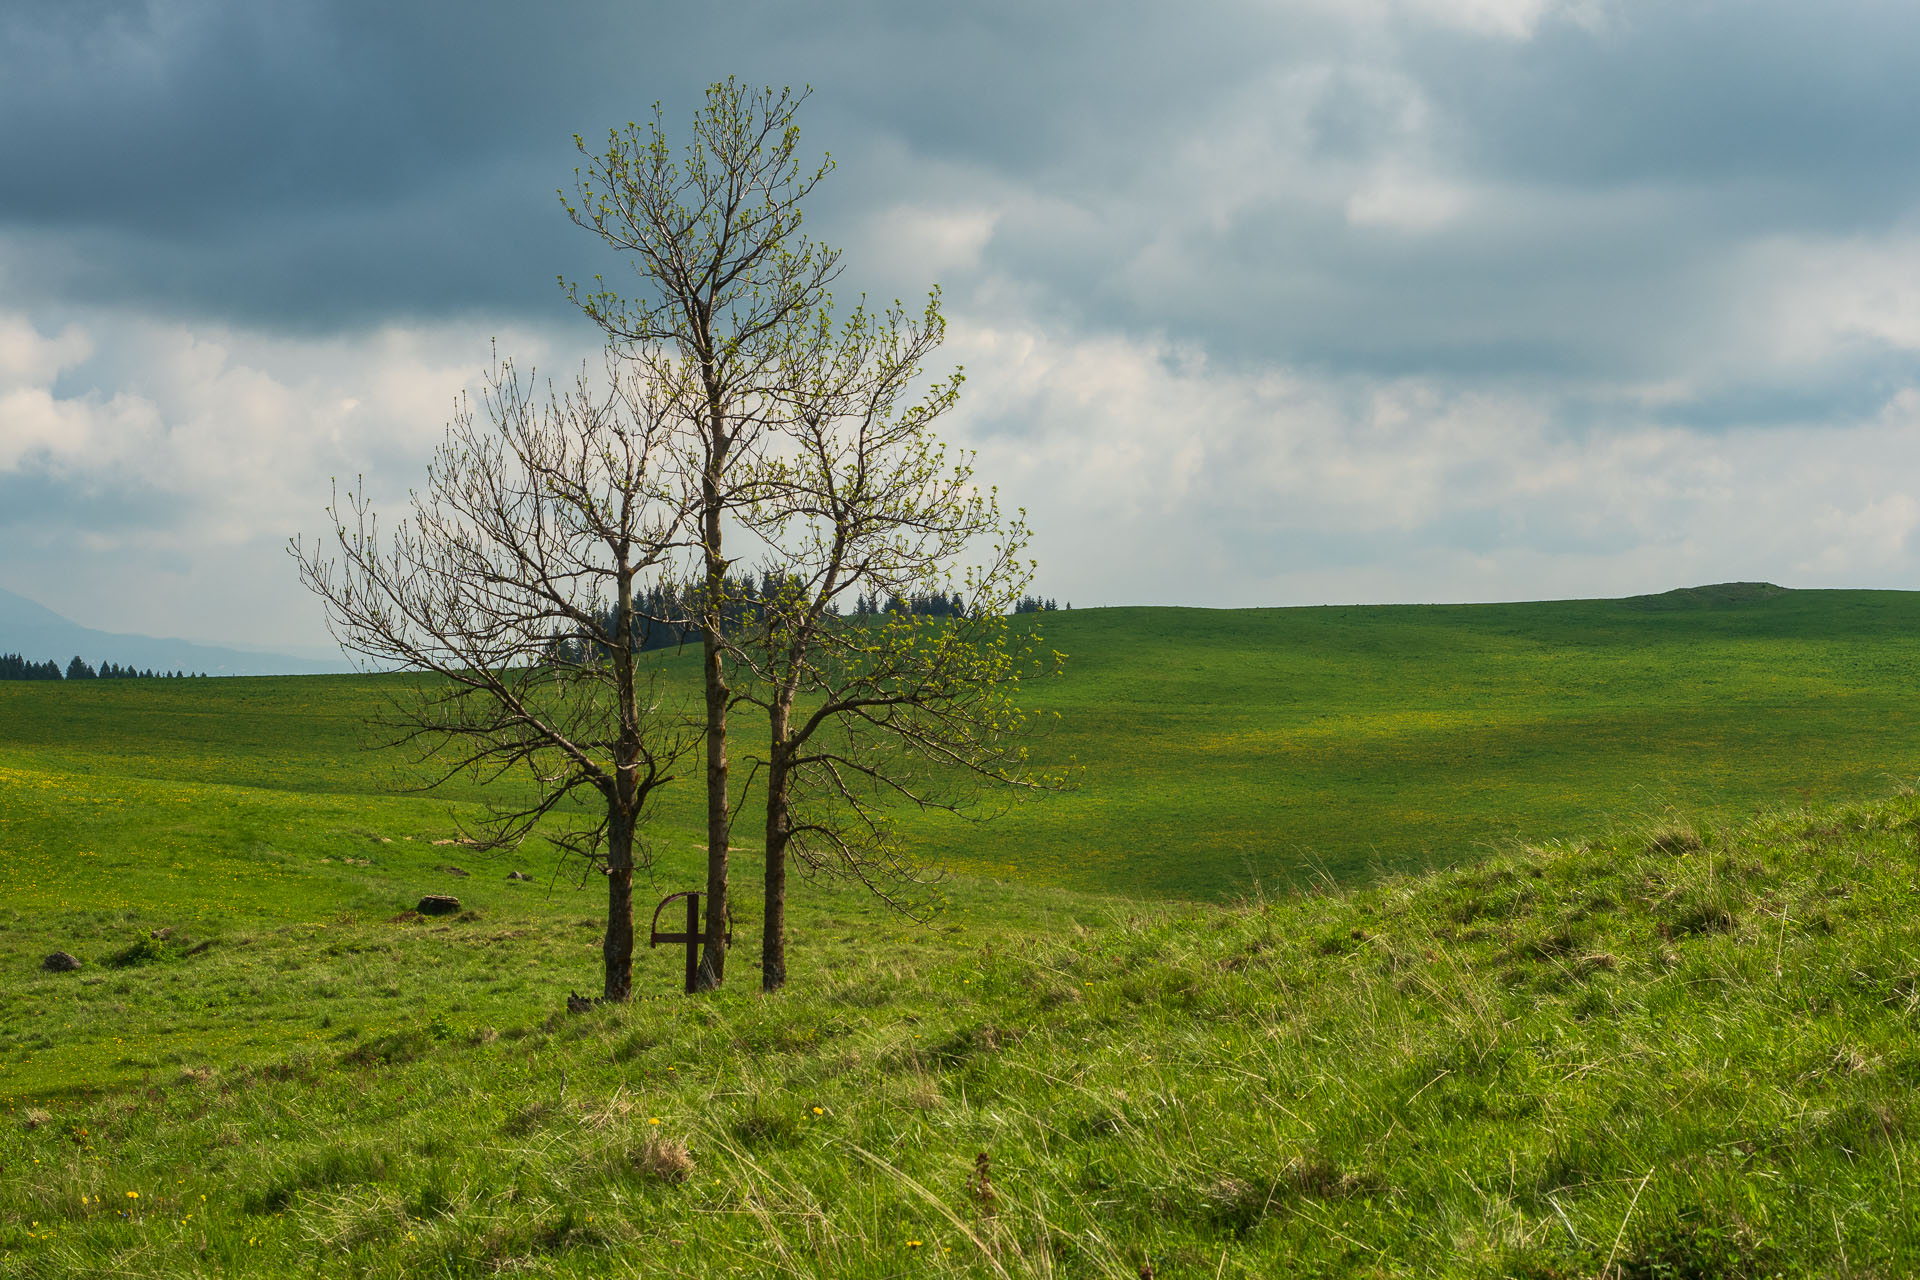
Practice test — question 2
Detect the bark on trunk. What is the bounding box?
[695,445,730,991]
[603,810,636,1001]
[762,713,791,993]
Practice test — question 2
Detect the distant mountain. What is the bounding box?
[0,588,351,677]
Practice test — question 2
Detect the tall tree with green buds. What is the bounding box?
[292,357,700,1002]
[563,80,840,989]
[735,292,1067,992]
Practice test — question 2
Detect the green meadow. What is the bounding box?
[10,583,1920,900]
[5,584,1920,1275]
[976,584,1920,896]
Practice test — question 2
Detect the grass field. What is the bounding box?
[8,583,1920,900]
[5,585,1920,1275]
[978,584,1920,896]
[7,787,1920,1274]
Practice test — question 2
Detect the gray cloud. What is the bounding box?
[1437,2,1920,203]
[6,0,1920,646]
[9,1,1917,380]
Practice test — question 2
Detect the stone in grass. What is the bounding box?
[507,871,534,882]
[416,895,462,916]
[434,864,470,878]
[41,951,82,973]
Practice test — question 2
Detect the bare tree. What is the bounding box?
[564,79,840,989]
[736,294,1066,992]
[292,356,699,1001]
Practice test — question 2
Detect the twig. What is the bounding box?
[1602,1167,1655,1279]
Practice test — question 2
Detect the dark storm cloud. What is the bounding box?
[5,0,1920,397]
[0,1,795,328]
[0,3,577,232]
[0,1,1350,331]
[1433,1,1920,207]
[821,0,1920,396]
[921,0,1920,386]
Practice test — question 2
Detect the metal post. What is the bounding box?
[684,892,700,994]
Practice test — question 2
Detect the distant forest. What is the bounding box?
[2,583,1068,679]
[545,574,1066,664]
[0,654,203,681]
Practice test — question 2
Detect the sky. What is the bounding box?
[5,0,1920,656]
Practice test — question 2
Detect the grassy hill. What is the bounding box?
[6,790,1919,1274]
[8,585,1920,901]
[988,585,1920,896]
[6,587,1920,1274]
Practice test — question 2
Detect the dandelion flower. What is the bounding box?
[812,1106,824,1115]
[907,1240,923,1248]
[649,1117,661,1125]
[126,1191,139,1199]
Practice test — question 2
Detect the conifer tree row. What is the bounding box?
[0,655,192,681]
[0,654,63,680]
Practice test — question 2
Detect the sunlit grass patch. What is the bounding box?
[4,794,1920,1272]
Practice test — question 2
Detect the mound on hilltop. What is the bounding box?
[1622,581,1790,610]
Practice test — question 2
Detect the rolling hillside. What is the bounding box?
[6,773,1918,1274]
[7,584,1920,900]
[974,584,1920,894]
[6,585,1920,1274]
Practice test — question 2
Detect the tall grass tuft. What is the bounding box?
[9,793,1920,1273]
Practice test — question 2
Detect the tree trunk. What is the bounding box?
[604,808,636,1001]
[762,714,791,993]
[695,458,730,991]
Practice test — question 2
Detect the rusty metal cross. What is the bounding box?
[649,890,730,994]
